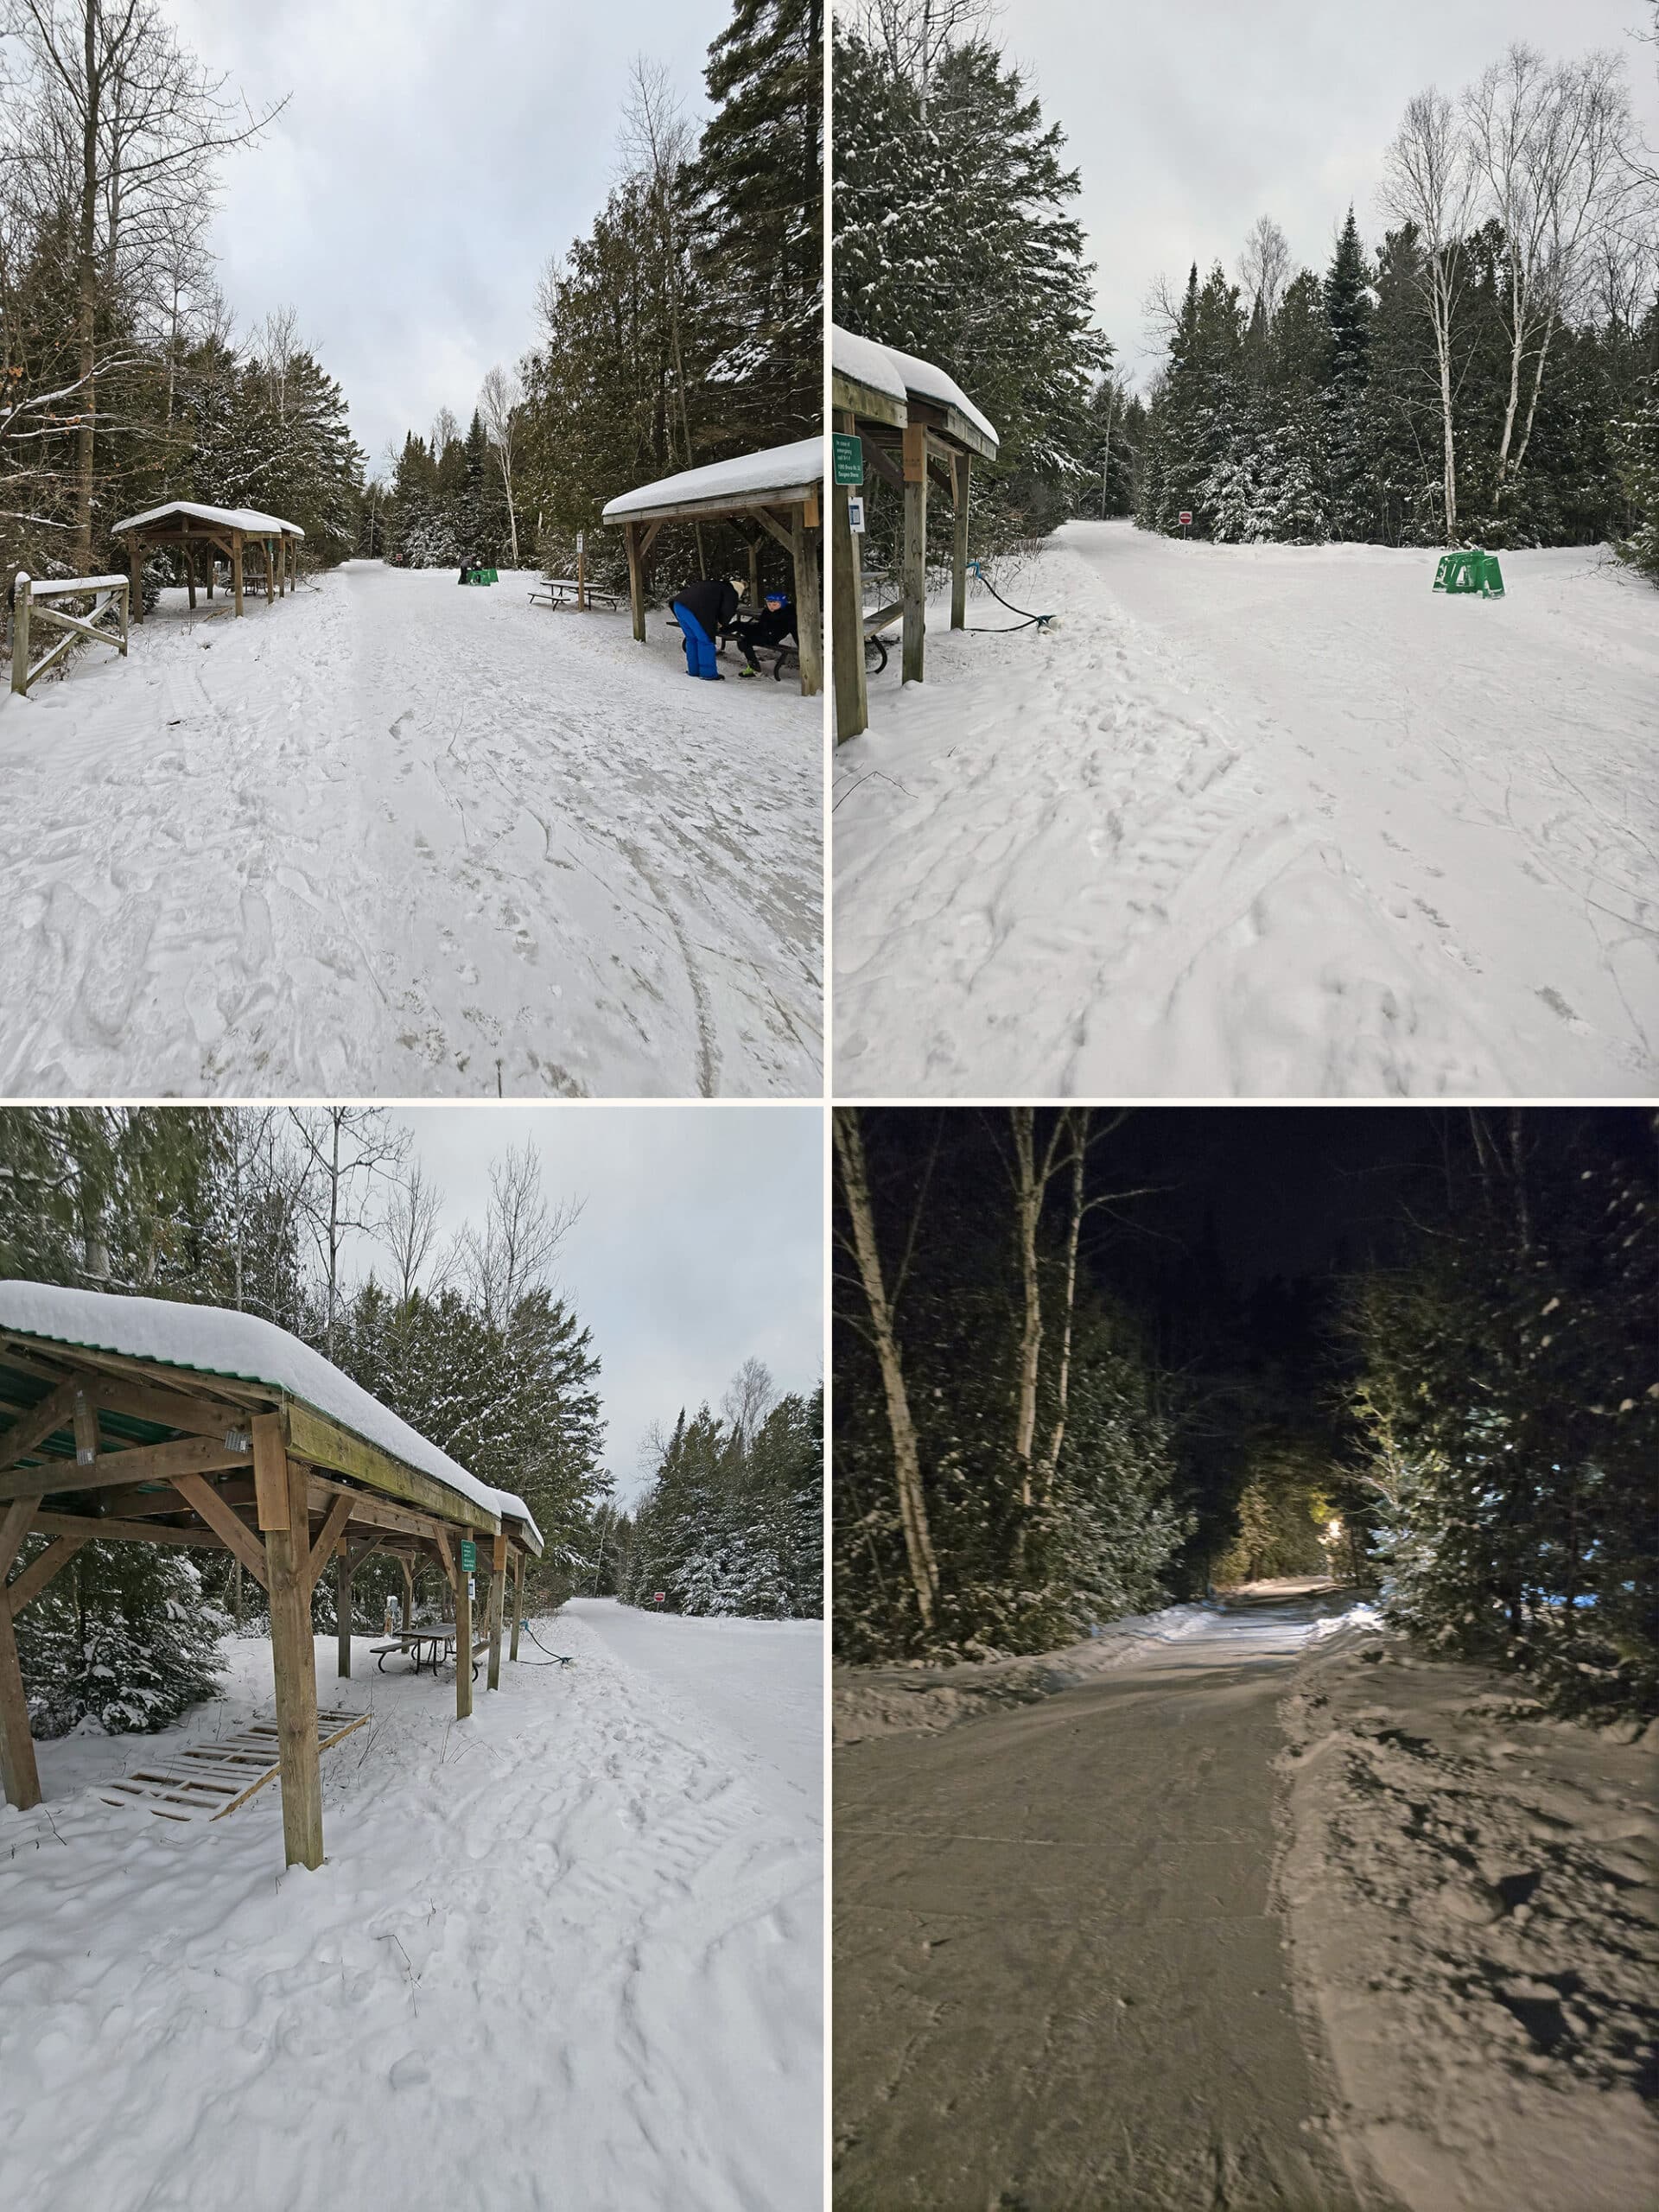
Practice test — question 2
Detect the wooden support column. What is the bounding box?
[510,1548,524,1662]
[901,423,928,684]
[950,452,972,631]
[205,546,213,600]
[625,521,645,643]
[454,1547,474,1721]
[747,538,760,609]
[487,1532,506,1691]
[791,497,823,698]
[400,1556,414,1629]
[128,534,145,626]
[232,531,244,618]
[831,410,868,742]
[264,537,275,606]
[259,1433,322,1870]
[336,1544,353,1679]
[186,544,197,610]
[0,1495,42,1810]
[10,573,29,696]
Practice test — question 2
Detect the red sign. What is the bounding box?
[1178,511,1192,526]
[652,1592,665,1604]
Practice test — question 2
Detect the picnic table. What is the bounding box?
[529,578,622,613]
[371,1625,489,1680]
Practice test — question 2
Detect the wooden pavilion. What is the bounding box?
[0,1283,542,1870]
[830,325,1000,742]
[601,437,823,698]
[111,501,305,622]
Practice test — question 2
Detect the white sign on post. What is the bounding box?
[847,496,866,535]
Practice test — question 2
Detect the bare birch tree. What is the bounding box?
[851,0,995,114]
[289,1105,409,1360]
[477,362,522,566]
[1382,86,1479,543]
[377,1158,450,1307]
[1237,213,1291,327]
[458,1140,582,1329]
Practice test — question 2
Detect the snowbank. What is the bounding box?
[833,1601,1212,1743]
[0,1281,538,1543]
[0,1610,822,2210]
[1276,1618,1659,2211]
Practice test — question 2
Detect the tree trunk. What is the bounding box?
[834,1109,939,1634]
[1011,1109,1044,1503]
[1039,1112,1089,1497]
[73,4,101,575]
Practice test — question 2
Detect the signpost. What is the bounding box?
[652,1591,665,1606]
[832,432,864,487]
[1178,511,1192,537]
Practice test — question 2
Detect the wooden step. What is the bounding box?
[96,1705,367,1825]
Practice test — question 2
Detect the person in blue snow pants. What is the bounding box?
[671,577,738,681]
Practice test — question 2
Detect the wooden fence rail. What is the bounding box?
[10,570,130,698]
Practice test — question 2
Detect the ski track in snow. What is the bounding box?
[833,526,1659,1097]
[0,564,822,1096]
[833,1586,1372,2211]
[0,1607,823,2212]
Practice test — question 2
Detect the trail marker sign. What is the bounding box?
[833,433,864,487]
[847,496,866,535]
[460,1540,477,1572]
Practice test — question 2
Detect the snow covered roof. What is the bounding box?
[0,1281,539,1547]
[831,324,1000,454]
[601,437,822,522]
[111,499,305,539]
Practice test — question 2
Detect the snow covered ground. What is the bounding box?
[0,564,821,1096]
[834,526,1658,1096]
[0,1603,823,2211]
[1280,1613,1658,2212]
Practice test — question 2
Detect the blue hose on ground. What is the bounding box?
[963,561,1055,633]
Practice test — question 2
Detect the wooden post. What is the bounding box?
[576,531,587,613]
[791,499,823,699]
[336,1543,353,1679]
[902,423,927,684]
[263,1445,322,1870]
[277,535,285,599]
[186,544,196,610]
[625,522,645,643]
[487,1532,506,1691]
[129,535,146,626]
[950,452,972,631]
[10,574,29,696]
[510,1548,524,1662]
[0,1494,43,1810]
[400,1556,414,1629]
[206,547,213,600]
[265,537,275,606]
[831,412,868,742]
[454,1548,474,1721]
[232,531,244,618]
[747,538,760,609]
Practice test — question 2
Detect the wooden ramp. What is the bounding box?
[97,1706,367,1826]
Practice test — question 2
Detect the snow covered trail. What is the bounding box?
[0,563,822,1096]
[833,1586,1376,2212]
[833,528,1658,1097]
[0,1608,823,2211]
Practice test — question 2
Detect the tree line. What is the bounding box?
[0,1106,611,1734]
[599,1357,823,1620]
[1135,42,1658,561]
[371,0,821,602]
[833,1106,1656,1719]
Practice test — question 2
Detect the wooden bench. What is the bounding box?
[529,578,621,613]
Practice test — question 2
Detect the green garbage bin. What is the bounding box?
[1432,547,1503,598]
[460,567,498,586]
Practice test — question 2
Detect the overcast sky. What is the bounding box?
[1001,0,1659,388]
[334,1105,823,1507]
[168,0,728,470]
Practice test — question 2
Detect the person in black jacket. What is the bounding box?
[670,576,738,679]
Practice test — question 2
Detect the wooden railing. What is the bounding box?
[10,570,130,697]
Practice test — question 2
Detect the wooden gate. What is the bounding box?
[10,570,130,697]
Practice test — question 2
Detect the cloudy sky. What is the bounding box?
[1001,0,1659,387]
[168,0,729,469]
[335,1104,823,1505]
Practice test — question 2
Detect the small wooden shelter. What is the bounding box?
[830,325,1000,741]
[0,1283,542,1870]
[111,501,305,621]
[601,437,823,698]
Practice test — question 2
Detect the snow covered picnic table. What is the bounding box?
[372,1625,490,1679]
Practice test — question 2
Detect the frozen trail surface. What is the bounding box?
[834,1586,1378,2212]
[833,528,1657,1097]
[0,564,821,1096]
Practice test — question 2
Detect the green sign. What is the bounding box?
[460,1540,477,1572]
[832,432,864,487]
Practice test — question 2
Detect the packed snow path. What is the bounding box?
[834,528,1658,1096]
[0,564,821,1096]
[0,1609,822,2212]
[833,1587,1373,2211]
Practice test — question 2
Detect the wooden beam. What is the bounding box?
[303,1471,461,1549]
[336,1545,353,1680]
[0,1433,252,1507]
[232,531,244,618]
[455,1543,474,1721]
[129,533,145,625]
[951,452,972,632]
[284,1400,496,1535]
[902,427,928,686]
[169,1473,270,1588]
[487,1530,506,1691]
[791,503,823,700]
[32,1510,227,1551]
[753,507,796,556]
[624,521,645,644]
[90,1473,255,1521]
[306,1493,353,1597]
[432,1524,456,1593]
[0,1496,38,1583]
[0,1376,84,1475]
[0,1583,39,1810]
[264,1448,322,1869]
[509,1545,524,1662]
[252,1412,289,1529]
[3,1535,85,1622]
[861,440,907,495]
